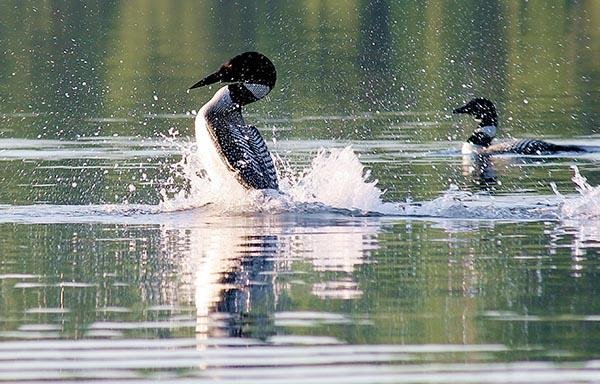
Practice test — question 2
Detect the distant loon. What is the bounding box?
[453,98,586,155]
[189,52,278,190]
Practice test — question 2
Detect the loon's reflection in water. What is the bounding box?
[161,214,382,341]
[462,154,498,190]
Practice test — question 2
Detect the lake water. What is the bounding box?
[1,1,600,383]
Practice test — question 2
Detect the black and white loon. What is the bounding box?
[453,98,586,155]
[189,52,278,191]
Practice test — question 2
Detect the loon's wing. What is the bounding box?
[232,125,279,190]
[486,139,585,155]
[211,120,279,190]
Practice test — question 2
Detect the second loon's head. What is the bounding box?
[453,98,498,127]
[189,51,276,106]
[453,97,498,148]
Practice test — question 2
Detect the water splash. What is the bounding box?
[158,144,398,215]
[557,166,600,220]
[281,147,398,214]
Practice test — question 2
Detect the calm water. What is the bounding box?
[1,1,600,383]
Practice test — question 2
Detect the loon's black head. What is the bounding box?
[453,98,498,127]
[189,51,276,106]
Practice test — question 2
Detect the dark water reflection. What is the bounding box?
[1,217,599,345]
[1,204,600,380]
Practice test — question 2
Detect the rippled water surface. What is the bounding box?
[1,1,600,383]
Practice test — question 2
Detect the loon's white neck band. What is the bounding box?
[476,125,497,138]
[244,83,270,99]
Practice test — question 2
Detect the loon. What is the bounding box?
[453,98,586,155]
[189,51,278,190]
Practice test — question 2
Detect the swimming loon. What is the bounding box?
[453,98,585,155]
[189,51,278,190]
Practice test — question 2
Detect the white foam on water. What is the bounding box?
[412,165,600,222]
[158,143,399,215]
[405,186,561,220]
[280,146,399,214]
[557,165,600,220]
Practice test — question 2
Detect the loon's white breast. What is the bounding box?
[462,141,482,155]
[195,89,242,194]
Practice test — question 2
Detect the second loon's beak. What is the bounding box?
[188,71,223,90]
[453,104,469,114]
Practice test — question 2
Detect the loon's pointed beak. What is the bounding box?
[188,71,223,90]
[453,104,469,114]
